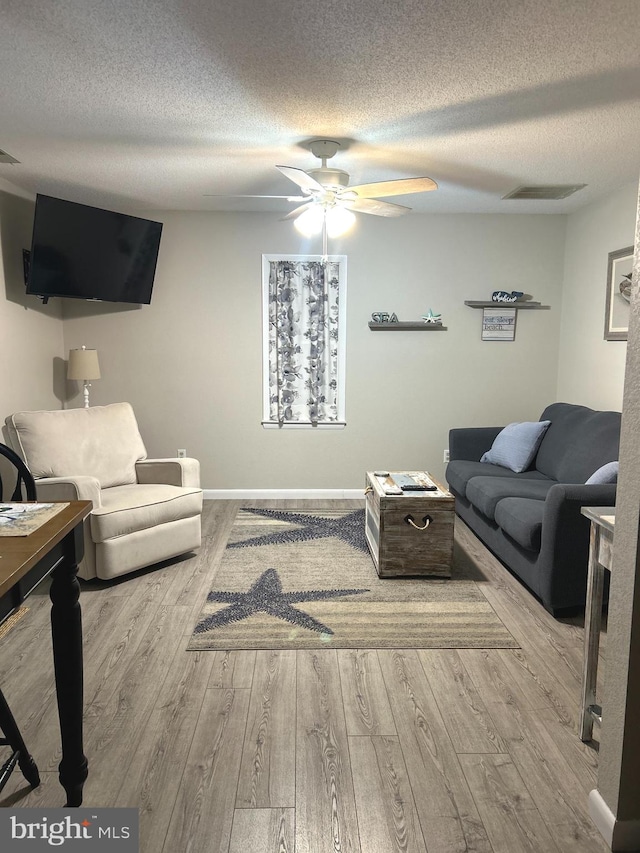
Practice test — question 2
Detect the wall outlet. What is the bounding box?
[443,449,450,463]
[177,449,187,458]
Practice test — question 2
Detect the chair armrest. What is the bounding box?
[449,427,504,461]
[136,458,201,488]
[35,475,102,507]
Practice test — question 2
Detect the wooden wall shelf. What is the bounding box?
[464,301,550,310]
[368,322,447,331]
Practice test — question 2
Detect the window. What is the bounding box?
[262,254,347,428]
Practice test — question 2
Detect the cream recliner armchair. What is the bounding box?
[5,402,203,581]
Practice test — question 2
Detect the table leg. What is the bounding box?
[580,523,605,741]
[50,528,88,807]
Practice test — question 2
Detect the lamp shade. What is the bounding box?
[67,347,101,380]
[293,204,325,237]
[326,205,356,237]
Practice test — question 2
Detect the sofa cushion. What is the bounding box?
[585,461,619,484]
[90,483,203,543]
[480,420,551,473]
[446,460,549,499]
[6,403,147,488]
[535,403,621,483]
[466,476,555,521]
[495,498,546,552]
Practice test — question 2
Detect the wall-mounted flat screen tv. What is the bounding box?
[26,194,163,304]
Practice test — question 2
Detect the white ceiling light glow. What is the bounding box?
[326,205,356,237]
[293,202,356,239]
[293,205,325,237]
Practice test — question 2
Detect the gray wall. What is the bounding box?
[62,210,566,489]
[3,175,636,491]
[557,181,638,410]
[0,181,64,426]
[595,181,640,845]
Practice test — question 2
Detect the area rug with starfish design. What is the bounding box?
[187,507,519,650]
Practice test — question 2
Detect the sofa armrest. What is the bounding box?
[136,458,201,488]
[35,475,102,507]
[542,482,617,547]
[537,482,617,610]
[449,427,504,461]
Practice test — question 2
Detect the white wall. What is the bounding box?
[556,180,639,410]
[0,180,64,428]
[62,210,566,489]
[2,174,636,491]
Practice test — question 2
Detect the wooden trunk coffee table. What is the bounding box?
[364,471,455,577]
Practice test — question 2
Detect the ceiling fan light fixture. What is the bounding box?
[326,205,356,237]
[293,204,325,236]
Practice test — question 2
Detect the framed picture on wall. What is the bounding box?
[604,246,634,341]
[481,307,516,341]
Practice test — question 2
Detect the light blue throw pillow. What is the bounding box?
[585,461,619,484]
[480,420,551,473]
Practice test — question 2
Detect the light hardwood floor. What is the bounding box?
[0,500,608,853]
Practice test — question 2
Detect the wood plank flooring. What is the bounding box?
[0,500,609,852]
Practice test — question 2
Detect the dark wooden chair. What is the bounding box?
[0,442,40,794]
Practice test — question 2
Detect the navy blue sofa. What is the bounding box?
[446,402,620,614]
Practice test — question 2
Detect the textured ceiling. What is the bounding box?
[0,0,639,215]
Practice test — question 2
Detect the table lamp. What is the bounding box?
[67,346,101,408]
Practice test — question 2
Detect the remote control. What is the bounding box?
[401,484,431,491]
[384,486,403,495]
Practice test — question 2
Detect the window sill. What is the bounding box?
[262,421,346,430]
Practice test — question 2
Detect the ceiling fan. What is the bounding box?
[205,140,437,244]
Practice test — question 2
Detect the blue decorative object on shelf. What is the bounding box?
[492,291,524,303]
[422,308,442,324]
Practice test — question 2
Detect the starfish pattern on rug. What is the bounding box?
[194,568,369,636]
[227,507,368,552]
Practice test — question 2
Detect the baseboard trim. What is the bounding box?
[203,489,364,500]
[589,789,640,850]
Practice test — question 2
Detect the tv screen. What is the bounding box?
[26,194,163,304]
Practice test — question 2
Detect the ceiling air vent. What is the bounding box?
[503,184,586,200]
[0,148,20,165]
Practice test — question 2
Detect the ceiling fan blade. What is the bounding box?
[276,165,324,193]
[203,194,307,200]
[343,198,411,217]
[347,176,437,199]
[280,202,316,221]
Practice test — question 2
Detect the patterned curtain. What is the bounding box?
[267,259,341,425]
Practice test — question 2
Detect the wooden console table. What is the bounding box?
[0,501,92,805]
[579,506,615,741]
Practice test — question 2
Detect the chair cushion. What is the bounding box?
[466,476,555,521]
[6,403,147,488]
[90,483,203,543]
[480,421,551,473]
[494,498,546,552]
[446,460,549,499]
